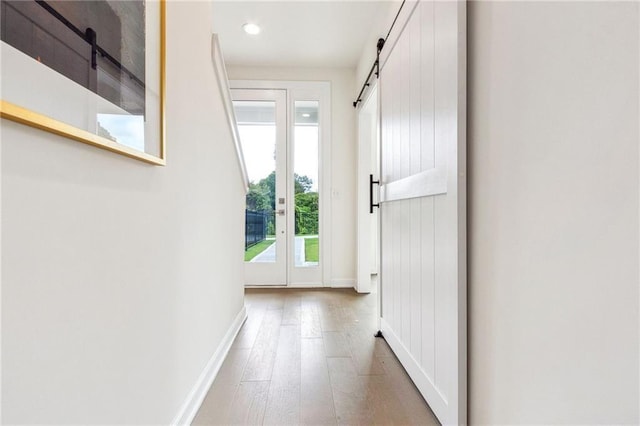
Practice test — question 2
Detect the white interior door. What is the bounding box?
[233,89,287,285]
[378,0,466,424]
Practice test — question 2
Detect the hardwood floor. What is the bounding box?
[193,288,440,426]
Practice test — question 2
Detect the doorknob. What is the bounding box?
[277,209,286,216]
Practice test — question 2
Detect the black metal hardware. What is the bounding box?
[34,0,145,88]
[370,174,380,214]
[85,28,97,70]
[353,38,385,108]
[34,0,86,40]
[353,0,406,108]
[375,38,385,78]
[383,0,406,45]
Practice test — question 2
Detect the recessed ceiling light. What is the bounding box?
[302,113,311,118]
[243,23,261,35]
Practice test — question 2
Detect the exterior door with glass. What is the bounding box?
[233,84,325,287]
[233,89,287,285]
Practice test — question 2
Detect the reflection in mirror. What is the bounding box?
[1,1,146,113]
[97,114,145,151]
[0,0,163,161]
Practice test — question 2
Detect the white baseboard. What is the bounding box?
[172,305,247,426]
[331,278,356,288]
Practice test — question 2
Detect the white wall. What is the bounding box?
[1,2,246,423]
[226,66,358,286]
[468,1,639,423]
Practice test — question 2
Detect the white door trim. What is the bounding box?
[356,82,380,294]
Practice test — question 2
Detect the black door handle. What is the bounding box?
[370,174,380,214]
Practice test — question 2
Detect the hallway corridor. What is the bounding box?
[193,289,440,425]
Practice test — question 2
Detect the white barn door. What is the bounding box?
[378,1,466,424]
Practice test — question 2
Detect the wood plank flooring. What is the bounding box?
[193,289,440,426]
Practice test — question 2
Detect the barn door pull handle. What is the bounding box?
[369,174,380,214]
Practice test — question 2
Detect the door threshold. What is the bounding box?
[244,284,330,289]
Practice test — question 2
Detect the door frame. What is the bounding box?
[356,82,380,294]
[231,80,332,287]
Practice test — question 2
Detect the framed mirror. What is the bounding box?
[0,0,166,165]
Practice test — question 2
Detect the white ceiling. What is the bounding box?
[212,1,390,68]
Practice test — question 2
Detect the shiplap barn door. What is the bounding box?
[378,1,466,424]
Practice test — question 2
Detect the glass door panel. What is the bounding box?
[288,99,322,286]
[293,101,320,267]
[232,90,287,285]
[235,101,277,263]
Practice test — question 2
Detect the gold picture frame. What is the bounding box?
[0,0,166,166]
